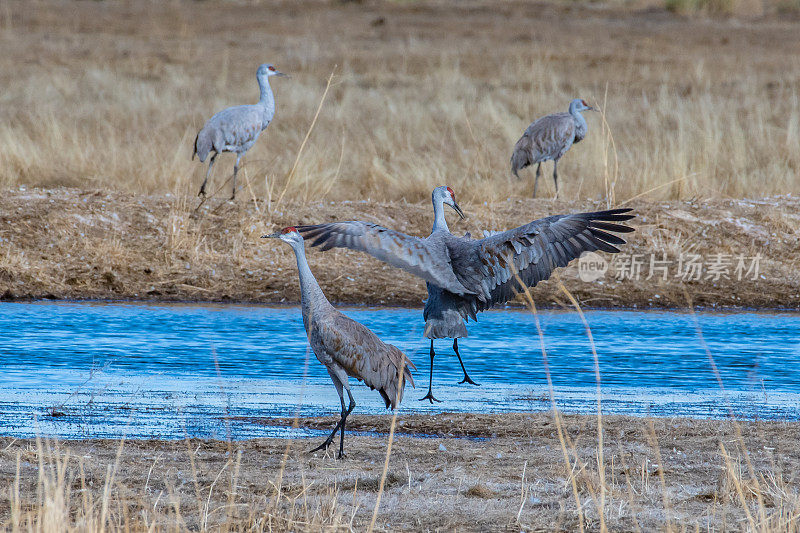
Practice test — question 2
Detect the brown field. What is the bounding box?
[2,413,800,531]
[1,0,799,204]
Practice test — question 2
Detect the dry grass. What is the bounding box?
[3,438,349,532]
[2,413,800,531]
[1,0,799,204]
[2,188,799,308]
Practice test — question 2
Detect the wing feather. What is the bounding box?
[297,222,475,296]
[446,208,635,312]
[204,105,265,150]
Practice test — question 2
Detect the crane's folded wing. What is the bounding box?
[208,105,265,147]
[315,314,415,408]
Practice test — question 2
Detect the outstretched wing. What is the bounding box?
[297,221,475,296]
[315,313,415,409]
[449,208,635,310]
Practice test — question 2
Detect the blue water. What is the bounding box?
[2,301,799,440]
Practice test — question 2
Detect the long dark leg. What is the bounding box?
[552,160,559,199]
[338,389,355,459]
[310,387,346,455]
[419,340,441,403]
[533,163,542,198]
[231,154,241,200]
[454,339,479,386]
[198,153,217,197]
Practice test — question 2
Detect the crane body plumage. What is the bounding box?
[298,186,635,402]
[263,227,414,457]
[423,283,468,340]
[193,63,286,200]
[511,98,595,198]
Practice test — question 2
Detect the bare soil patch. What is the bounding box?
[1,188,798,309]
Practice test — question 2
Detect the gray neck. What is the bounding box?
[431,197,449,234]
[569,104,587,131]
[290,241,332,326]
[257,75,275,119]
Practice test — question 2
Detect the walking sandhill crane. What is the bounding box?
[511,98,597,198]
[298,186,635,402]
[193,63,287,200]
[262,227,415,457]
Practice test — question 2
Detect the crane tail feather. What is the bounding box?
[510,149,529,178]
[379,351,416,410]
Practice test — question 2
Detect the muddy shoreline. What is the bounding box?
[1,188,799,310]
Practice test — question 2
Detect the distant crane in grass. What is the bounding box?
[298,186,635,402]
[262,227,415,458]
[193,63,287,200]
[511,98,597,198]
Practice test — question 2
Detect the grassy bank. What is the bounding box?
[1,413,799,531]
[1,188,798,308]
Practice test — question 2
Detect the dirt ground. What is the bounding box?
[0,188,798,309]
[1,412,799,531]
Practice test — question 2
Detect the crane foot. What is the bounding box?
[198,189,206,198]
[309,440,333,454]
[458,375,480,386]
[419,390,442,403]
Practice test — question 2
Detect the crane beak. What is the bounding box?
[450,202,466,220]
[590,106,600,112]
[275,71,289,78]
[261,232,281,239]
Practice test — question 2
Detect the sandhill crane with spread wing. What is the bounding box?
[298,186,635,402]
[193,63,287,200]
[262,227,415,457]
[511,98,597,198]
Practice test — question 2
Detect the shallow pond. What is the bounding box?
[2,302,799,439]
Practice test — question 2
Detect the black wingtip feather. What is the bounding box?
[583,208,636,223]
[589,228,627,245]
[295,225,318,237]
[379,389,391,409]
[589,221,636,234]
[588,234,621,253]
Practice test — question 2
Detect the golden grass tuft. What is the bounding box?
[5,438,349,532]
[465,483,497,499]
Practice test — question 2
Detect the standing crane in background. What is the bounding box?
[193,63,287,200]
[298,186,635,402]
[511,98,597,199]
[262,227,415,458]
